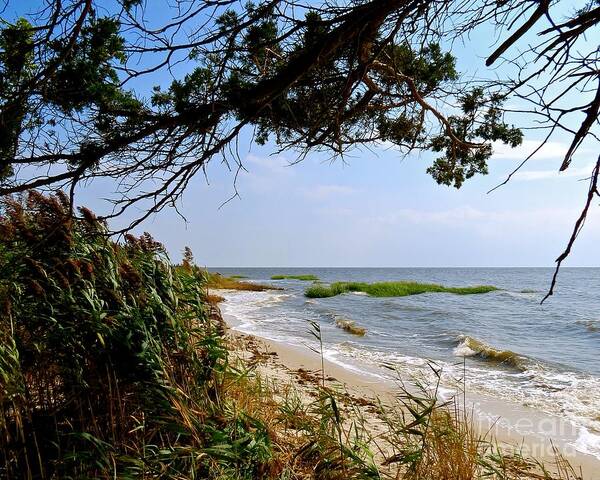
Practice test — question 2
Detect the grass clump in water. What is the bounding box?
[271,274,319,281]
[335,317,367,336]
[207,272,278,291]
[305,281,498,298]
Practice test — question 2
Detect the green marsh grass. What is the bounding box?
[207,272,277,291]
[271,274,320,281]
[305,281,498,298]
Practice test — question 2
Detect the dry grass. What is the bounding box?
[381,393,484,480]
[205,293,226,304]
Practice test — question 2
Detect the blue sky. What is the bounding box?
[106,3,598,268]
[76,119,598,266]
[9,1,600,267]
[93,137,596,267]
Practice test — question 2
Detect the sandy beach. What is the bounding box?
[224,312,600,479]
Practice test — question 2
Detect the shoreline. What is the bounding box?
[223,311,600,479]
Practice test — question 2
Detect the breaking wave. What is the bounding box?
[453,335,528,370]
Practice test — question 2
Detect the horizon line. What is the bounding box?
[204,265,600,269]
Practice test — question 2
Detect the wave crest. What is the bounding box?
[454,335,526,370]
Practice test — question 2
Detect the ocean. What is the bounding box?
[214,267,600,459]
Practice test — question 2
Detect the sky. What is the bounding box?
[10,1,600,267]
[74,123,599,267]
[85,137,597,268]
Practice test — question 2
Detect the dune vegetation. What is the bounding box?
[0,192,228,478]
[271,274,320,281]
[0,193,577,479]
[305,281,498,298]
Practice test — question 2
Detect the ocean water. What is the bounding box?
[215,267,600,458]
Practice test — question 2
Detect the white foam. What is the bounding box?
[453,339,477,357]
[334,340,600,461]
[436,385,456,402]
[323,348,386,380]
[219,289,290,334]
[573,427,600,458]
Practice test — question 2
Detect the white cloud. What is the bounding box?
[315,206,355,217]
[368,205,596,236]
[492,140,571,161]
[302,184,357,200]
[241,154,295,192]
[374,206,485,227]
[245,153,294,172]
[515,163,596,181]
[242,154,359,199]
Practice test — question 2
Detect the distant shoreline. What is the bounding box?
[208,266,600,269]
